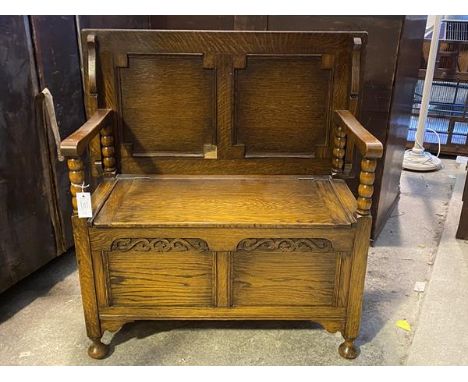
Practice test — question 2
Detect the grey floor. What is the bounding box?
[0,159,466,365]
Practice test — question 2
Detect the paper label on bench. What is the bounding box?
[77,192,93,218]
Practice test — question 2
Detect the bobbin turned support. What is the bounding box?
[100,124,116,175]
[357,158,377,216]
[332,123,347,175]
[333,110,383,215]
[67,158,85,214]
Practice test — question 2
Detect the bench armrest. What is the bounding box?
[60,109,113,157]
[332,110,383,217]
[334,110,383,159]
[60,108,115,215]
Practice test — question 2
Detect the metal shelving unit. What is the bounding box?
[407,19,468,155]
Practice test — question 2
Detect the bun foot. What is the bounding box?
[88,339,109,359]
[338,339,359,359]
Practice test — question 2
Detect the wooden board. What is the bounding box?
[236,55,331,158]
[120,54,215,156]
[0,16,58,293]
[376,16,427,238]
[232,251,338,306]
[105,250,214,307]
[30,15,86,252]
[92,176,357,228]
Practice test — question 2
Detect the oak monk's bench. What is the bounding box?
[59,30,383,360]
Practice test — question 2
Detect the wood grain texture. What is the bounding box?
[72,216,102,339]
[60,109,113,157]
[99,305,346,321]
[119,54,214,157]
[84,34,102,180]
[89,178,118,221]
[357,159,377,216]
[342,216,372,342]
[100,123,116,174]
[30,15,85,252]
[236,55,331,158]
[232,251,338,306]
[0,16,58,293]
[332,123,347,173]
[334,110,383,158]
[79,29,360,174]
[67,158,84,213]
[119,156,334,175]
[215,252,231,307]
[215,54,245,159]
[89,226,356,253]
[106,250,214,307]
[93,176,357,228]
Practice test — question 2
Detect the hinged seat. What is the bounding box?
[92,175,357,228]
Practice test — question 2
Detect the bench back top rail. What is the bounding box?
[82,30,367,175]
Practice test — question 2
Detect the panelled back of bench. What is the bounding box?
[82,30,366,175]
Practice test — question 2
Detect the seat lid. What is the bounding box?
[92,175,357,228]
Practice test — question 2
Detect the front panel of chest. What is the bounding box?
[89,228,354,317]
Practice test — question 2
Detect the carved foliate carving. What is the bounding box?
[111,238,209,252]
[236,238,333,252]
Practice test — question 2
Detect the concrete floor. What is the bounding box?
[407,161,468,365]
[0,158,465,365]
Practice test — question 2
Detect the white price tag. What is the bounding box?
[76,192,93,218]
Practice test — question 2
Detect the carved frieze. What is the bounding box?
[110,238,209,252]
[236,238,333,252]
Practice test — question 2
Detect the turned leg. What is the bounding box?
[88,337,109,360]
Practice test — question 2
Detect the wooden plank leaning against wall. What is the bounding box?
[0,16,58,293]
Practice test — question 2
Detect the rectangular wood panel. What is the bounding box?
[119,54,215,156]
[232,251,337,306]
[236,55,332,158]
[106,250,214,307]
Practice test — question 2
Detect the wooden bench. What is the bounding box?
[60,30,383,360]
